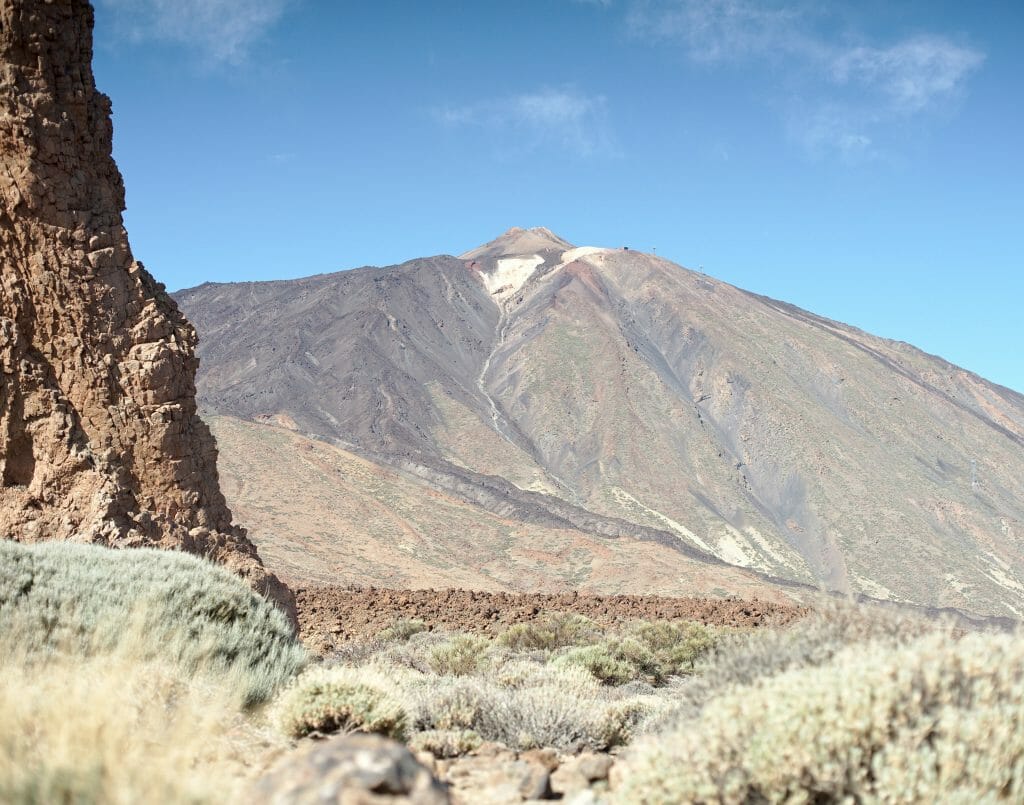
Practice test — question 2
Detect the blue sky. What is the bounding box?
[92,1,1023,392]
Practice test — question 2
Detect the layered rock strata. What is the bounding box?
[0,0,292,615]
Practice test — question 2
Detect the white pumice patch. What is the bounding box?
[482,255,545,300]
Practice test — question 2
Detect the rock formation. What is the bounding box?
[0,0,292,616]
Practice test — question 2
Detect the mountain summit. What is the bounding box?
[175,230,1024,617]
[460,226,575,260]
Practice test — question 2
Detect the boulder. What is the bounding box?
[250,734,449,804]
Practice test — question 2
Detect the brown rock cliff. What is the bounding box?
[0,0,293,618]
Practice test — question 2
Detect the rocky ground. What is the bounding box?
[251,732,622,804]
[295,585,807,653]
[273,589,809,803]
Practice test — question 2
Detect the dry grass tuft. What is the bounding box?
[0,652,281,805]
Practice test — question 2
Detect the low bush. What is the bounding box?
[274,666,407,739]
[616,631,1024,803]
[428,634,490,676]
[378,618,427,643]
[408,729,483,758]
[409,677,486,731]
[499,613,602,651]
[645,601,940,730]
[553,644,635,685]
[0,540,305,705]
[475,684,608,751]
[408,663,636,751]
[551,621,718,686]
[621,620,718,680]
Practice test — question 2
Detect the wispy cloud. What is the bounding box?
[627,0,984,159]
[99,0,289,65]
[436,88,615,157]
[794,106,875,163]
[830,35,985,113]
[629,0,809,63]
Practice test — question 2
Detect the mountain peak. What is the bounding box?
[460,226,575,260]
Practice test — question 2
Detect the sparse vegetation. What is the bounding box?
[5,552,1022,803]
[288,615,718,751]
[408,729,483,758]
[273,666,408,739]
[378,617,427,642]
[498,612,602,651]
[427,633,491,676]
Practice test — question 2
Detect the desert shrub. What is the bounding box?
[646,601,941,730]
[553,621,718,686]
[616,631,1024,803]
[0,540,305,705]
[274,666,407,739]
[328,637,389,666]
[492,657,548,688]
[0,652,271,805]
[475,684,608,751]
[597,698,661,748]
[408,664,629,751]
[408,729,482,758]
[623,620,718,679]
[378,618,427,643]
[499,612,602,651]
[428,634,491,676]
[553,644,635,685]
[408,677,488,731]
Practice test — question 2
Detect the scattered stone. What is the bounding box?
[443,746,554,804]
[518,748,560,773]
[250,734,449,804]
[550,753,615,796]
[296,587,807,649]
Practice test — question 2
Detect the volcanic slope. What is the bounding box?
[176,227,1024,617]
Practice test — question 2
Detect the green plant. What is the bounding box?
[408,729,482,758]
[609,620,717,683]
[427,634,490,676]
[553,644,634,685]
[378,618,427,643]
[0,540,305,705]
[274,666,407,739]
[499,613,602,651]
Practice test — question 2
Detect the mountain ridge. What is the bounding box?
[175,228,1024,617]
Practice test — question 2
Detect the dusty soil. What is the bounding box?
[295,586,808,651]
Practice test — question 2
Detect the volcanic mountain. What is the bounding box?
[175,227,1024,617]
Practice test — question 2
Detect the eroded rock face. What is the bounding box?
[0,0,292,616]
